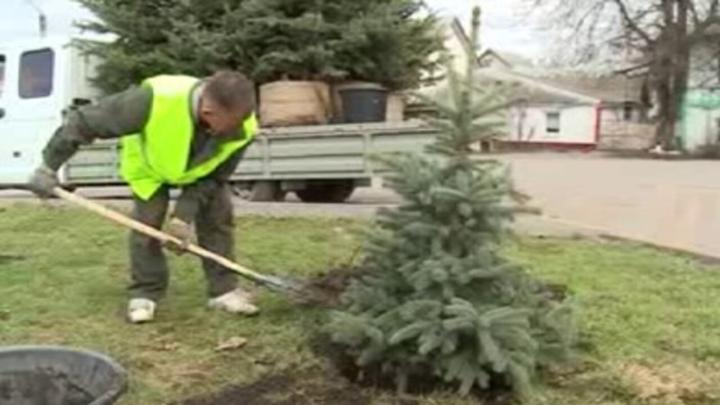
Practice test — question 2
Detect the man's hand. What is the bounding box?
[164,217,193,254]
[27,165,59,198]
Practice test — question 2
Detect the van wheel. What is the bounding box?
[248,181,286,202]
[45,184,76,199]
[295,181,354,203]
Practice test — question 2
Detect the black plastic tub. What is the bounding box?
[0,346,127,405]
[338,83,388,123]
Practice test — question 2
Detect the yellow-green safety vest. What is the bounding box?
[120,75,257,200]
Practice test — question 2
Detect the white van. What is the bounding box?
[0,35,100,188]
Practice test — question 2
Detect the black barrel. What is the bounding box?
[0,346,127,405]
[338,83,388,123]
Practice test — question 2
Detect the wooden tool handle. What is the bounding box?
[52,187,278,286]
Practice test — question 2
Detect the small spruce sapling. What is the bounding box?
[328,6,576,401]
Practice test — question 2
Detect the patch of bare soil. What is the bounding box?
[0,255,25,265]
[617,361,720,404]
[176,368,371,405]
[309,333,514,405]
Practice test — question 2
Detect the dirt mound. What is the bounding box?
[294,267,366,308]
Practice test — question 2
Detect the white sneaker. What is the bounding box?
[208,288,259,315]
[127,298,157,323]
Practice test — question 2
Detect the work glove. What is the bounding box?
[27,164,59,198]
[164,217,194,254]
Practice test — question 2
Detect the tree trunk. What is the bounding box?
[655,79,675,148]
[672,0,690,149]
[653,0,688,150]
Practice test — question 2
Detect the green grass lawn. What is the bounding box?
[1,203,719,404]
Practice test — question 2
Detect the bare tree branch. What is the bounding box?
[613,61,653,74]
[689,0,720,42]
[692,45,720,87]
[525,0,703,149]
[573,2,607,33]
[611,0,654,45]
[711,0,720,17]
[688,0,701,27]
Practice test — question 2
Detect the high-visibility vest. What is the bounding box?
[120,75,257,200]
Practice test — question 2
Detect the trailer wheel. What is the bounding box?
[247,181,286,202]
[295,181,355,203]
[44,184,77,199]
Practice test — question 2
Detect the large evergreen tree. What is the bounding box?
[331,0,443,90]
[231,0,345,84]
[328,7,576,400]
[76,0,248,93]
[75,0,442,93]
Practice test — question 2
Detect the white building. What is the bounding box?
[677,43,720,151]
[678,89,720,151]
[419,17,652,150]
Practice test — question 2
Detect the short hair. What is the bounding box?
[204,70,256,112]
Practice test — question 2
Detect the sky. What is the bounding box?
[426,0,543,58]
[0,0,544,58]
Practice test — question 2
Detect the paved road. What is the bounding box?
[505,153,720,257]
[3,152,719,257]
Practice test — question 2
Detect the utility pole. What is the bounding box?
[23,0,47,37]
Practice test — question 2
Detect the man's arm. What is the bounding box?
[28,86,153,198]
[172,147,248,223]
[43,86,153,171]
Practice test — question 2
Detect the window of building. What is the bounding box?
[19,48,54,99]
[623,102,634,121]
[0,55,5,97]
[546,111,560,133]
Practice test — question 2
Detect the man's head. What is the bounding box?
[199,70,256,137]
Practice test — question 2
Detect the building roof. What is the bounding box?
[538,74,646,104]
[478,49,535,70]
[472,69,646,105]
[425,17,645,106]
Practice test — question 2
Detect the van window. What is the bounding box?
[0,55,5,97]
[19,49,54,99]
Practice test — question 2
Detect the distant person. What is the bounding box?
[27,71,260,323]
